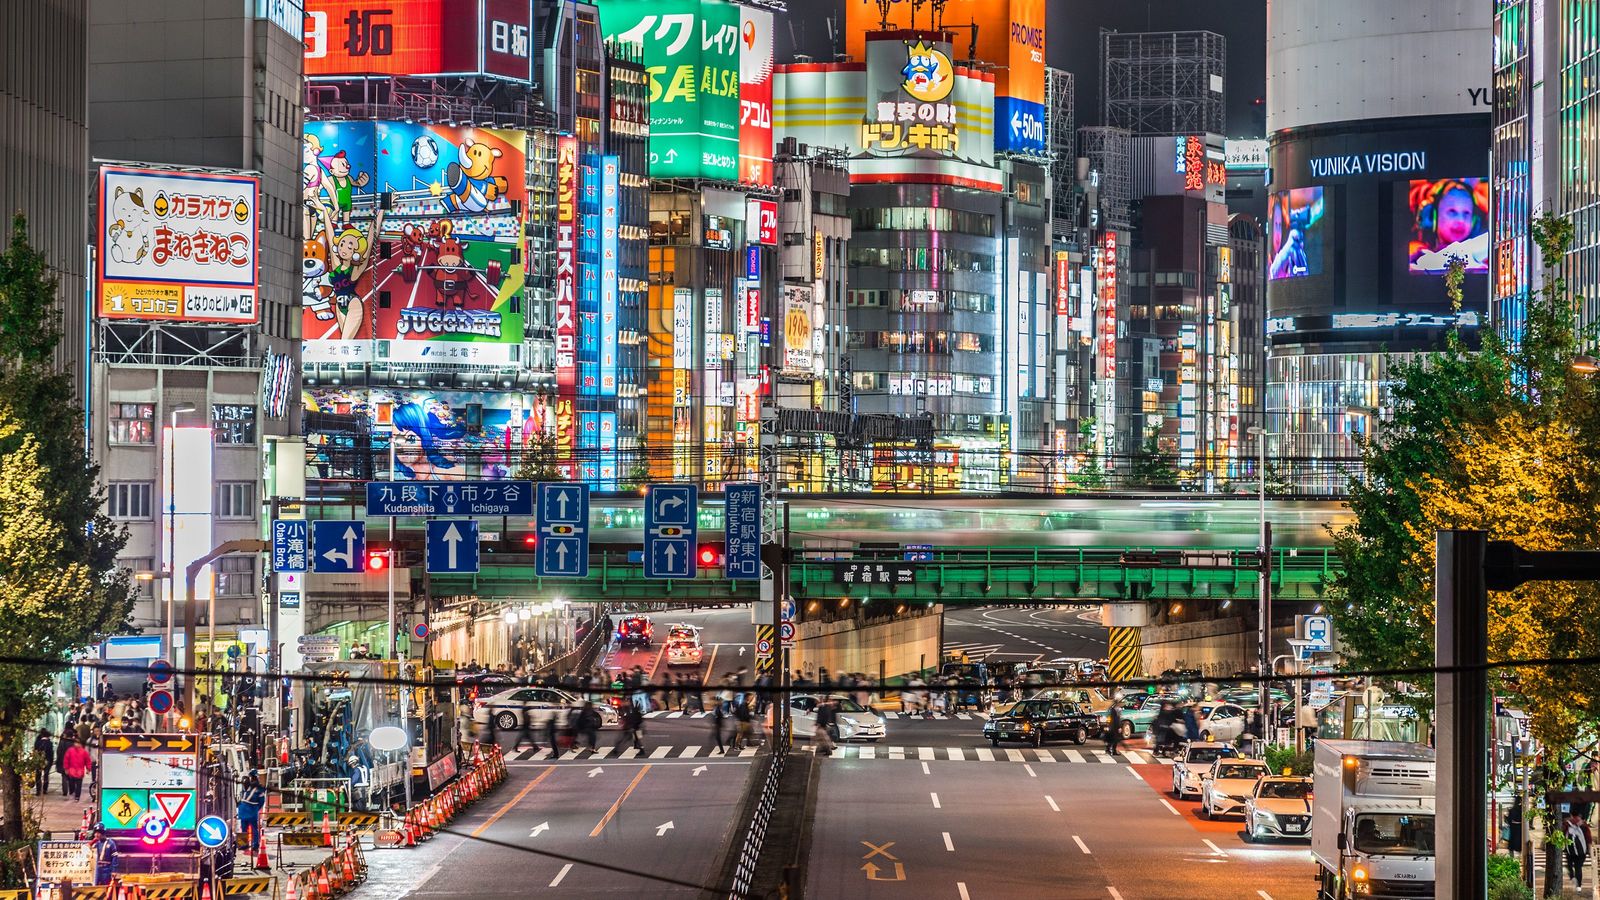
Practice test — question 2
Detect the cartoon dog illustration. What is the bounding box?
[107,185,152,266]
[302,238,335,321]
[442,140,509,214]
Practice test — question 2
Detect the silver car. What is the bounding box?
[473,686,619,731]
[789,695,886,742]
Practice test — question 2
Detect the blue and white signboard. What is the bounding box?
[271,519,308,572]
[996,96,1047,156]
[196,815,230,849]
[536,483,589,578]
[1301,615,1332,650]
[644,484,697,579]
[723,484,761,580]
[366,481,533,517]
[311,520,365,573]
[426,519,480,574]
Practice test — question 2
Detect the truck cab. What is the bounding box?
[1313,740,1435,899]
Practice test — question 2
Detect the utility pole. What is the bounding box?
[1258,521,1273,743]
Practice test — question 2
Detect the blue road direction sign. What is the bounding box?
[271,519,308,572]
[366,481,533,517]
[723,484,762,580]
[536,483,590,577]
[644,484,697,579]
[426,519,480,574]
[196,815,230,849]
[311,520,365,573]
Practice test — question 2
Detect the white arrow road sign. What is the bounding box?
[656,821,675,837]
[587,767,604,778]
[529,822,550,837]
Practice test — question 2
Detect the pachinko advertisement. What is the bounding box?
[301,121,526,365]
[305,388,552,480]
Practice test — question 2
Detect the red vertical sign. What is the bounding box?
[738,7,774,186]
[555,137,579,464]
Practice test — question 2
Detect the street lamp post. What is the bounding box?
[1247,425,1273,744]
[165,403,196,664]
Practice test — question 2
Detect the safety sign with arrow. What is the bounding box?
[312,520,365,573]
[536,483,589,577]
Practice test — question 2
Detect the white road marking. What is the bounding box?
[678,746,700,758]
[975,747,995,762]
[1127,765,1143,779]
[859,746,876,759]
[649,745,672,758]
[1257,893,1275,900]
[947,747,966,761]
[1203,839,1228,857]
[943,832,955,852]
[1108,889,1125,900]
[618,748,640,759]
[919,747,936,761]
[1072,835,1091,854]
[1159,799,1181,816]
[957,883,971,900]
[549,863,574,887]
[1045,795,1060,812]
[1034,749,1056,762]
[922,761,931,775]
[1091,750,1117,764]
[931,792,942,809]
[1062,749,1085,763]
[1023,764,1037,778]
[1006,749,1025,763]
[739,747,757,757]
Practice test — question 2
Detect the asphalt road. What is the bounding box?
[806,752,1315,900]
[349,754,755,899]
[601,607,758,687]
[942,605,1109,669]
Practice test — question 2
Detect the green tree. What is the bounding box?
[1328,216,1600,887]
[0,214,131,842]
[1129,434,1177,488]
[513,427,563,482]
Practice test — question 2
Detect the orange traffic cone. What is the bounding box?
[200,878,214,900]
[317,865,332,898]
[341,847,357,883]
[255,840,270,871]
[321,811,333,847]
[284,874,299,900]
[402,812,416,847]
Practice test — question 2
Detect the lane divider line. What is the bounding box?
[590,764,652,837]
[1257,892,1275,900]
[922,761,931,776]
[957,883,971,900]
[1158,799,1181,816]
[1045,795,1060,812]
[1108,888,1125,900]
[549,863,573,888]
[1024,764,1037,778]
[943,832,955,852]
[1203,838,1228,857]
[1072,835,1091,855]
[931,792,942,809]
[1126,765,1143,779]
[472,766,555,837]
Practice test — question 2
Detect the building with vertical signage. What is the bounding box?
[1,0,91,399]
[1491,0,1600,344]
[87,0,305,656]
[1267,0,1490,487]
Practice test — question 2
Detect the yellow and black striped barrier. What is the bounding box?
[1107,626,1142,683]
[218,876,276,896]
[136,886,194,900]
[279,830,330,847]
[265,811,380,828]
[0,889,29,900]
[74,888,109,900]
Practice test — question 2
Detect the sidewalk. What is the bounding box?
[19,783,94,837]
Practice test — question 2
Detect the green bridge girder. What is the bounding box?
[422,546,1339,605]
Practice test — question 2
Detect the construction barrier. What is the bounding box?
[387,745,507,850]
[0,890,27,900]
[216,878,276,897]
[130,886,194,900]
[262,812,380,829]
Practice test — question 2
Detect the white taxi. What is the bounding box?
[1199,757,1271,820]
[664,623,703,666]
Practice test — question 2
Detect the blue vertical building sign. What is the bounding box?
[723,484,762,580]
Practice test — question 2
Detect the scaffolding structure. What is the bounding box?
[1100,30,1226,136]
[1048,67,1077,234]
[1078,126,1132,231]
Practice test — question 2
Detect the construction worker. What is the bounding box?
[237,772,267,863]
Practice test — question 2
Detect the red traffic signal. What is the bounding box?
[698,545,722,567]
[366,551,387,572]
[522,534,538,548]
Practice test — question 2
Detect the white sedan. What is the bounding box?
[666,639,703,666]
[473,686,619,731]
[1196,702,1250,743]
[1200,757,1271,819]
[1171,741,1238,799]
[1244,776,1314,841]
[789,695,886,742]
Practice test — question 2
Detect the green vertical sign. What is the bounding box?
[598,0,741,181]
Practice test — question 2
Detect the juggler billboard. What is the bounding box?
[97,166,260,324]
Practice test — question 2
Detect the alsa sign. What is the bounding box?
[303,0,532,81]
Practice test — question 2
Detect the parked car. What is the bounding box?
[982,699,1098,747]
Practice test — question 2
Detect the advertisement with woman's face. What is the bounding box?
[1268,187,1325,281]
[1407,178,1489,274]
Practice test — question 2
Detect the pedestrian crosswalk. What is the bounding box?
[502,743,1173,766]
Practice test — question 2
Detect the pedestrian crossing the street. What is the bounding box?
[502,742,1173,766]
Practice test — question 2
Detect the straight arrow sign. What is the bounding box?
[442,523,462,569]
[588,767,604,778]
[656,821,674,836]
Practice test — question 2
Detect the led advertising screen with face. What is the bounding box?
[1405,177,1489,274]
[1267,187,1325,281]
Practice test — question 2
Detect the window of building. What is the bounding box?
[109,403,155,444]
[217,481,256,520]
[120,557,155,598]
[212,404,257,445]
[216,556,256,597]
[108,482,154,519]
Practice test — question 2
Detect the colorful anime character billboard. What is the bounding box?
[1406,178,1490,274]
[306,388,553,480]
[301,121,526,364]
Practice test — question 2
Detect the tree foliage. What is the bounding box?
[1329,215,1600,751]
[0,214,131,842]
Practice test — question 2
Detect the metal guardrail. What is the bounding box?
[727,729,793,899]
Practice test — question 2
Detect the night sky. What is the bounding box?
[778,0,1267,137]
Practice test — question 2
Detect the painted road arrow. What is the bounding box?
[587,767,604,778]
[691,766,707,777]
[529,822,550,837]
[656,821,674,837]
[862,862,907,882]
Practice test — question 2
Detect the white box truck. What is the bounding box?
[1312,740,1435,899]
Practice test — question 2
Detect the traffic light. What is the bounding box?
[698,544,723,567]
[522,534,538,549]
[366,551,387,572]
